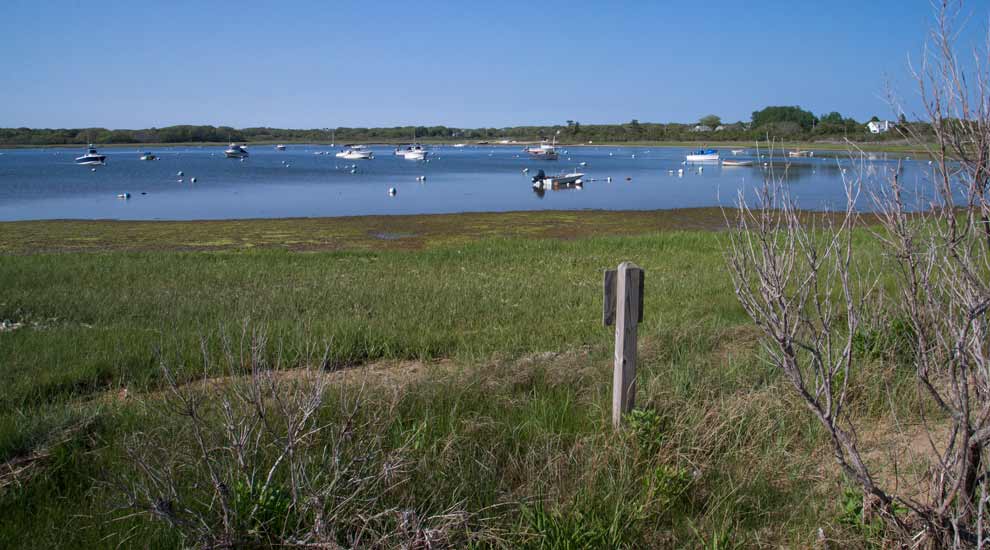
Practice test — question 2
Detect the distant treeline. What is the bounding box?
[0,106,930,146]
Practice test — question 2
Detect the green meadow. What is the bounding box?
[0,209,914,548]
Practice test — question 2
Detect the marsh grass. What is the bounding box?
[0,212,923,547]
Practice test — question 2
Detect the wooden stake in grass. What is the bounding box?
[604,261,644,429]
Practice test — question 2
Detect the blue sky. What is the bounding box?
[1,0,986,129]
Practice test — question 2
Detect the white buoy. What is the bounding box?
[350,168,357,174]
[631,154,636,159]
[177,171,183,176]
[178,178,183,183]
[677,168,684,176]
[579,162,587,167]
[522,168,529,173]
[116,192,130,199]
[606,177,612,182]
[190,177,197,183]
[388,187,397,196]
[90,167,96,172]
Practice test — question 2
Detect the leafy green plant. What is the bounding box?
[645,464,694,513]
[627,407,666,453]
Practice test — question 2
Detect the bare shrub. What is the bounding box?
[112,325,488,549]
[725,3,990,546]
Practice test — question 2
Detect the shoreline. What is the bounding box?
[0,139,930,154]
[0,207,880,255]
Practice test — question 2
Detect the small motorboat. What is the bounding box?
[75,145,106,165]
[722,159,753,167]
[788,150,813,158]
[336,145,374,160]
[395,144,429,160]
[275,144,286,151]
[686,149,719,162]
[139,152,157,161]
[731,149,745,155]
[452,143,467,148]
[224,143,249,158]
[531,169,584,189]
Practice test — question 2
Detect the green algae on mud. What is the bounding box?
[0,208,735,254]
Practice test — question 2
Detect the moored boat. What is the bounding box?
[686,149,719,162]
[395,144,429,160]
[336,145,374,160]
[275,144,286,151]
[788,150,813,158]
[722,159,753,167]
[75,145,106,165]
[525,137,559,160]
[139,152,157,161]
[224,143,249,158]
[531,169,584,189]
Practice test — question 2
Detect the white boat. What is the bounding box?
[224,143,249,158]
[730,149,745,155]
[722,159,753,167]
[686,149,719,162]
[75,145,106,165]
[531,169,584,189]
[139,152,157,161]
[335,145,374,160]
[788,150,813,158]
[275,144,286,151]
[395,144,429,160]
[526,136,559,160]
[452,143,467,148]
[395,128,431,159]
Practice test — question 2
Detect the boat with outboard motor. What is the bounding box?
[139,152,157,161]
[531,169,584,189]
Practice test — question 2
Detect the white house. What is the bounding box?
[692,125,712,133]
[867,120,894,134]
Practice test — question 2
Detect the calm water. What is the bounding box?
[0,145,933,221]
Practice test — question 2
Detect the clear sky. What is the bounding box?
[1,0,986,129]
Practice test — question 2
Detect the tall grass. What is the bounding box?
[0,220,916,547]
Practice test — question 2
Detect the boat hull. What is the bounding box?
[686,153,719,162]
[336,151,373,160]
[75,156,106,165]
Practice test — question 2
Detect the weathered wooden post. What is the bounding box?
[603,261,644,429]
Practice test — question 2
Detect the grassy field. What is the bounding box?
[0,209,916,548]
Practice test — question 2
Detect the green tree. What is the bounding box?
[699,114,721,128]
[751,106,817,131]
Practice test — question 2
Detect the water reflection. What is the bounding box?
[0,145,940,220]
